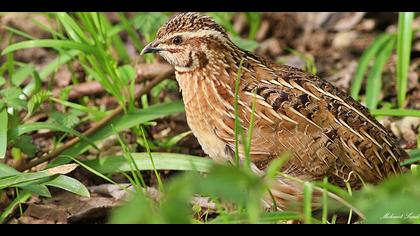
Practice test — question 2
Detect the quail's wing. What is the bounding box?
[217,61,405,186]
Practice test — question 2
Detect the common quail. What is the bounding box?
[141,12,408,210]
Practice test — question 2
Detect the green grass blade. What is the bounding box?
[264,153,290,180]
[0,164,77,189]
[43,175,90,198]
[68,155,131,195]
[22,50,81,97]
[286,48,317,74]
[396,12,414,108]
[345,182,353,224]
[1,39,100,57]
[209,211,301,224]
[303,182,313,224]
[139,126,164,192]
[82,64,121,102]
[4,26,38,40]
[18,184,51,198]
[234,59,244,167]
[32,71,42,95]
[245,12,262,40]
[49,101,185,167]
[39,50,80,79]
[351,33,393,100]
[313,180,352,200]
[110,33,131,64]
[23,52,80,97]
[55,12,90,43]
[321,177,329,224]
[0,109,8,159]
[117,12,144,52]
[231,36,260,52]
[75,13,99,43]
[82,153,213,174]
[50,97,107,120]
[12,64,35,87]
[418,126,420,147]
[401,149,420,166]
[370,109,420,117]
[74,159,113,188]
[0,190,31,223]
[6,33,14,81]
[365,36,396,110]
[106,13,130,64]
[7,122,98,150]
[411,164,419,175]
[0,76,5,87]
[244,90,257,172]
[160,131,192,149]
[31,16,66,40]
[0,163,24,178]
[0,163,51,197]
[208,12,237,36]
[115,130,145,189]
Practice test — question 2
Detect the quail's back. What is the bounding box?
[142,12,408,210]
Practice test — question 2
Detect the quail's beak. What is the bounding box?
[140,41,161,55]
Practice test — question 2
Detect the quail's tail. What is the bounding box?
[262,175,365,219]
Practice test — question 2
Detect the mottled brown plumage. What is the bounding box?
[142,12,408,210]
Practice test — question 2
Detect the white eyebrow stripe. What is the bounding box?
[158,29,227,43]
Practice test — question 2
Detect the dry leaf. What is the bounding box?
[46,164,79,175]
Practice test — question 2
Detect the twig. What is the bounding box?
[17,66,174,172]
[52,64,174,100]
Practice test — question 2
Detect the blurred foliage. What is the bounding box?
[109,162,420,224]
[351,171,420,224]
[110,164,272,224]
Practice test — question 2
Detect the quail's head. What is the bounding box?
[141,12,234,71]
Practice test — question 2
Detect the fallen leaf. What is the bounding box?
[46,164,78,175]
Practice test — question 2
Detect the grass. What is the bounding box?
[233,58,244,167]
[396,12,414,108]
[370,108,420,117]
[138,125,164,191]
[0,12,419,224]
[350,33,393,100]
[351,12,415,112]
[0,109,8,159]
[364,36,396,110]
[303,182,313,224]
[114,127,147,190]
[0,12,183,222]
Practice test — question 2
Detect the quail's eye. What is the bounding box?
[172,36,182,45]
